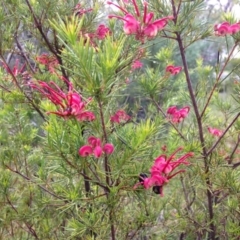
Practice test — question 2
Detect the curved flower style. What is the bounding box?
[30,80,95,121]
[214,21,240,36]
[208,127,223,137]
[167,106,190,123]
[166,65,182,75]
[135,148,194,196]
[74,3,93,16]
[108,1,173,42]
[79,136,114,158]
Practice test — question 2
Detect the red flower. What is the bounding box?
[103,143,115,155]
[1,59,26,77]
[93,146,103,158]
[167,106,190,123]
[108,1,173,42]
[36,54,59,73]
[79,136,114,158]
[123,14,140,35]
[214,21,240,36]
[135,148,194,196]
[208,127,223,137]
[79,145,93,157]
[166,65,182,75]
[30,80,95,121]
[131,60,143,70]
[96,25,111,39]
[110,110,131,124]
[74,3,92,16]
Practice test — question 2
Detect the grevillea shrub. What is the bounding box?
[0,0,240,239]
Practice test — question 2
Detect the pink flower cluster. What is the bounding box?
[30,80,95,121]
[95,24,111,40]
[167,106,190,123]
[214,22,240,36]
[166,65,182,75]
[135,148,194,196]
[79,136,114,158]
[108,1,173,42]
[110,110,131,124]
[208,127,223,137]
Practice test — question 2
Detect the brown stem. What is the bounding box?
[97,99,112,187]
[59,152,108,191]
[0,55,46,120]
[151,97,186,140]
[227,134,240,164]
[97,98,115,240]
[174,12,215,238]
[14,26,36,74]
[5,164,64,200]
[0,84,11,92]
[24,0,70,89]
[206,113,240,156]
[233,161,240,169]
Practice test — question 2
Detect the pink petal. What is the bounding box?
[79,145,93,157]
[93,146,103,158]
[167,106,177,115]
[143,24,158,37]
[208,127,223,137]
[88,136,101,147]
[131,60,143,69]
[123,14,140,35]
[103,143,114,155]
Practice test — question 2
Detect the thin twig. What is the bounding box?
[5,164,64,200]
[0,55,46,120]
[151,97,186,140]
[206,113,240,156]
[228,134,240,164]
[201,43,238,118]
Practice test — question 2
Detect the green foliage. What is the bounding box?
[1,0,240,239]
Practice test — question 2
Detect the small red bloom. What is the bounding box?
[166,65,182,75]
[229,23,240,34]
[36,54,59,73]
[79,145,93,157]
[103,143,115,155]
[79,136,114,158]
[208,127,223,137]
[93,146,103,158]
[167,106,190,123]
[30,80,95,121]
[135,147,194,197]
[96,25,111,39]
[74,3,92,16]
[110,110,131,124]
[108,1,173,42]
[88,136,101,148]
[1,59,26,77]
[131,60,143,70]
[214,21,240,36]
